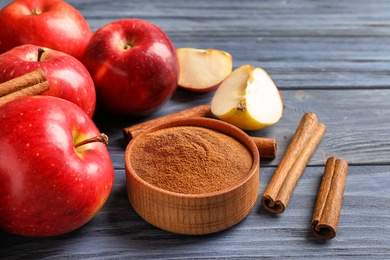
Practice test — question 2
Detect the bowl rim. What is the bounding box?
[124,117,260,198]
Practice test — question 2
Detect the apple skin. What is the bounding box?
[0,96,114,236]
[0,0,92,60]
[0,44,96,118]
[82,19,179,116]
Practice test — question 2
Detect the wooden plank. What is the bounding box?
[0,0,389,258]
[98,88,390,168]
[60,0,390,90]
[0,165,388,259]
[3,1,390,89]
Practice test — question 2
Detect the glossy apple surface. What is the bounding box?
[82,19,179,116]
[0,44,96,117]
[0,0,92,60]
[0,96,114,236]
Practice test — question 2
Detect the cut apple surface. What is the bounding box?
[211,64,283,131]
[176,48,232,92]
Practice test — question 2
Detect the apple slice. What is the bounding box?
[211,64,283,130]
[176,48,233,92]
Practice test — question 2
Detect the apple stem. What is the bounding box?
[37,48,45,61]
[122,43,134,51]
[237,99,247,111]
[31,9,42,15]
[74,133,109,148]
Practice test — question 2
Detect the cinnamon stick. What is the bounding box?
[123,104,213,140]
[123,104,277,158]
[251,136,277,159]
[310,156,348,240]
[0,69,49,106]
[261,112,326,213]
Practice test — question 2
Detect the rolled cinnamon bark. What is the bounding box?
[310,156,348,240]
[123,105,277,159]
[0,69,49,106]
[0,69,47,96]
[123,105,212,140]
[251,136,277,159]
[261,112,326,213]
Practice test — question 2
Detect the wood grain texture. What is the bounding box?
[71,0,390,89]
[0,0,390,259]
[1,166,389,259]
[98,88,390,167]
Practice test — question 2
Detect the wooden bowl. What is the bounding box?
[124,117,260,235]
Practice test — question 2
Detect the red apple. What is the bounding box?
[0,96,114,236]
[82,19,179,116]
[0,44,96,117]
[0,0,92,60]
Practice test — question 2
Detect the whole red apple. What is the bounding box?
[0,0,92,60]
[0,96,114,236]
[82,19,179,116]
[0,44,96,117]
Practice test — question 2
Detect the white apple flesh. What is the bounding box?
[177,48,233,92]
[211,64,283,130]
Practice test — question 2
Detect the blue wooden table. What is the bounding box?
[0,0,389,259]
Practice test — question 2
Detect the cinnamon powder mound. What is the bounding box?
[130,126,253,194]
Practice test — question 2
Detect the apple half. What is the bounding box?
[176,48,233,92]
[211,64,283,131]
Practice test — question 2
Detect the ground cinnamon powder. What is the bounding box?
[130,126,253,194]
